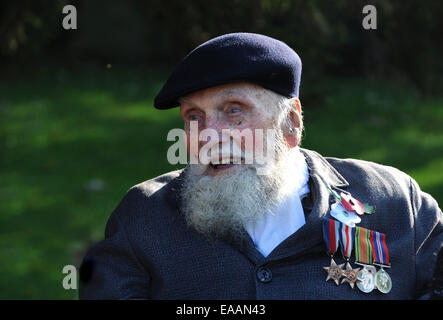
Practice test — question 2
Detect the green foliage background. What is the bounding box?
[0,0,442,299]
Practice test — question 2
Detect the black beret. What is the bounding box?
[154,32,302,109]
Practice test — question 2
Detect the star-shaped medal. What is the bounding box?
[341,262,360,288]
[323,259,345,285]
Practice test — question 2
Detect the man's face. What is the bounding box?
[179,82,299,176]
[179,82,306,239]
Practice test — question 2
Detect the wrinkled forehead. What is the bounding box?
[179,82,281,114]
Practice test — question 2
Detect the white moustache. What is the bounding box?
[200,140,250,165]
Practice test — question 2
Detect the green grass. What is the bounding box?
[301,79,443,198]
[0,68,442,299]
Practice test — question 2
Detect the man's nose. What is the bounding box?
[199,116,231,146]
[204,114,224,131]
[203,116,230,136]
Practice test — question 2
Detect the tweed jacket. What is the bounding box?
[79,148,443,299]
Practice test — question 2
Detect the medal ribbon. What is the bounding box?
[322,218,340,256]
[354,226,373,265]
[370,230,390,266]
[338,222,355,260]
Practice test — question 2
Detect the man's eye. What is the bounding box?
[188,114,201,121]
[229,107,240,114]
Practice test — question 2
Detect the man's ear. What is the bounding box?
[291,98,302,129]
[284,98,303,148]
[294,98,302,115]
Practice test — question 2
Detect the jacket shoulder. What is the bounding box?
[325,156,413,194]
[108,169,184,228]
[128,169,184,198]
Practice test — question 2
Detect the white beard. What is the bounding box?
[180,132,309,240]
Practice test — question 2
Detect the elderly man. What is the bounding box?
[79,33,442,299]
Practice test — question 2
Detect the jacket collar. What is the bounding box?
[300,148,349,189]
[240,148,350,264]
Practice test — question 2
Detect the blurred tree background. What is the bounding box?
[2,0,443,93]
[0,0,442,299]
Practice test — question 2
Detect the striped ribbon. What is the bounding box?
[322,218,340,255]
[370,230,390,266]
[354,226,373,265]
[338,222,355,260]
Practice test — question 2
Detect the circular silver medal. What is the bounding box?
[356,268,375,293]
[375,268,392,294]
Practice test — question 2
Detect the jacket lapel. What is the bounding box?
[252,148,350,262]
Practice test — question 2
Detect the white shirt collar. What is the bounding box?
[245,147,310,257]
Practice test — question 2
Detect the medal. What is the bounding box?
[342,263,360,288]
[324,259,345,285]
[324,184,388,294]
[322,218,344,285]
[356,265,377,293]
[338,222,360,288]
[370,230,392,294]
[375,268,392,294]
[354,226,376,293]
